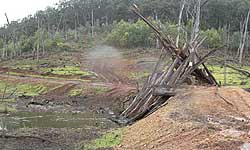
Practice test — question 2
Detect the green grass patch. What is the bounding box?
[8,72,91,83]
[0,103,16,113]
[41,66,92,76]
[0,81,47,97]
[85,129,123,149]
[69,86,111,97]
[16,84,46,96]
[0,98,16,103]
[3,59,37,70]
[69,88,84,97]
[92,87,110,95]
[129,72,150,80]
[11,64,33,70]
[0,52,80,74]
[207,65,250,88]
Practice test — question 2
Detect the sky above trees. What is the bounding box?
[0,0,59,26]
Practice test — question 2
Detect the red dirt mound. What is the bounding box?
[118,86,250,150]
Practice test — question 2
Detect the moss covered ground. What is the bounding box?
[207,65,250,88]
[85,129,123,149]
[69,86,111,97]
[0,80,47,97]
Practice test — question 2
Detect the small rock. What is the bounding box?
[220,129,246,138]
[241,143,250,150]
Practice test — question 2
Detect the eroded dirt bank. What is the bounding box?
[118,86,250,150]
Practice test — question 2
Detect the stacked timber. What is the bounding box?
[121,4,219,123]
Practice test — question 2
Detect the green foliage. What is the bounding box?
[0,0,249,56]
[44,38,57,50]
[230,32,241,49]
[107,20,154,48]
[19,35,34,52]
[0,38,4,49]
[207,65,250,88]
[69,89,83,97]
[201,28,223,48]
[69,86,110,97]
[54,32,65,44]
[0,103,16,113]
[6,42,15,53]
[42,66,92,76]
[57,42,71,51]
[129,72,150,80]
[85,129,123,149]
[163,22,178,37]
[0,81,46,97]
[16,84,46,96]
[107,19,224,49]
[162,22,186,46]
[91,87,111,95]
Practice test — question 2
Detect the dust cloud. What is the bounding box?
[87,45,122,59]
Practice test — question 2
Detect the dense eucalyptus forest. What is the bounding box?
[0,0,249,60]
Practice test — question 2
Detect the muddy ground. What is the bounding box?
[0,45,159,150]
[1,45,250,150]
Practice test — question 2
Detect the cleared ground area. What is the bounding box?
[118,86,250,150]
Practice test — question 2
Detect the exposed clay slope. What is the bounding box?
[118,86,250,150]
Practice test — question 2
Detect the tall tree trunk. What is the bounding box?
[91,9,94,37]
[190,0,201,64]
[37,18,40,62]
[75,12,78,41]
[237,21,244,57]
[105,15,108,26]
[13,34,16,57]
[239,10,250,65]
[2,36,6,59]
[42,37,45,56]
[176,0,186,48]
[224,25,230,86]
[155,11,160,49]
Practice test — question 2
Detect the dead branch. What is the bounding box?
[176,0,186,47]
[226,64,250,77]
[239,10,250,64]
[122,3,218,123]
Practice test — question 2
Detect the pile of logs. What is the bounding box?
[121,4,219,123]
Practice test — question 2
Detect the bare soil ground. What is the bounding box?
[118,86,250,150]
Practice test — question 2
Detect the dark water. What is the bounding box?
[0,111,115,131]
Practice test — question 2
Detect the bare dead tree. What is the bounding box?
[155,11,161,49]
[91,9,94,37]
[37,18,40,62]
[4,13,10,25]
[237,21,244,57]
[239,10,250,65]
[176,0,186,48]
[190,0,201,64]
[224,25,230,86]
[121,4,218,123]
[4,13,17,59]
